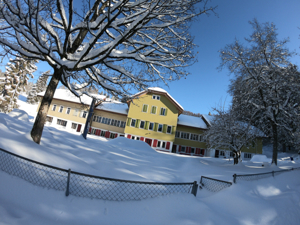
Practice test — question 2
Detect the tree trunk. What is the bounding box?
[30,68,62,144]
[271,123,278,165]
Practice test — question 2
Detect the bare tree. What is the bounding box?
[220,19,300,165]
[204,107,261,165]
[0,0,215,144]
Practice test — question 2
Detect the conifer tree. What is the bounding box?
[0,57,37,113]
[27,71,50,104]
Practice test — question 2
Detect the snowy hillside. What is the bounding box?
[0,95,299,225]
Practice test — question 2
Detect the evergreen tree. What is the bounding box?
[27,71,50,104]
[36,70,50,93]
[0,57,37,113]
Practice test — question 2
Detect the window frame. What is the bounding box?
[66,107,71,114]
[142,104,148,113]
[58,105,64,113]
[157,124,163,132]
[148,122,154,131]
[151,106,157,114]
[131,119,136,127]
[160,107,166,116]
[139,120,145,129]
[166,125,172,134]
[52,104,57,111]
[152,95,160,100]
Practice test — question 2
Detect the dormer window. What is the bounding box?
[152,95,160,100]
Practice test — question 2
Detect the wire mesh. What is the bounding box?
[234,168,297,183]
[200,176,232,192]
[70,172,193,201]
[0,148,194,201]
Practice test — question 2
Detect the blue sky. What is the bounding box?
[167,0,300,115]
[1,0,299,115]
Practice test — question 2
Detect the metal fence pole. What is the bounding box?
[233,174,237,183]
[65,169,71,196]
[191,181,198,197]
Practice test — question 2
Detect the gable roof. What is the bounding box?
[38,89,128,115]
[131,87,184,114]
[177,114,208,129]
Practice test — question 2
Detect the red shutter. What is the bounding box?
[153,139,158,147]
[115,133,118,138]
[196,148,200,155]
[201,149,205,155]
[178,145,181,152]
[89,127,92,133]
[127,134,131,139]
[166,142,170,150]
[186,147,190,153]
[97,130,101,136]
[105,131,110,138]
[140,137,144,141]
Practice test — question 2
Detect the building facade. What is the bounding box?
[38,88,263,159]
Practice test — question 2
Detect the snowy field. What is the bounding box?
[0,95,300,225]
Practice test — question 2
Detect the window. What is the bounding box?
[244,153,252,159]
[110,133,116,139]
[148,122,154,130]
[160,107,166,116]
[73,109,79,116]
[100,131,106,137]
[66,107,71,114]
[191,148,195,154]
[199,135,203,142]
[131,136,135,140]
[181,146,186,152]
[80,111,87,118]
[140,121,145,129]
[162,142,166,148]
[59,106,64,113]
[166,125,172,134]
[52,105,57,111]
[136,137,140,141]
[151,106,157,114]
[157,124,163,132]
[111,119,115,125]
[175,131,180,138]
[190,134,199,141]
[93,116,97,122]
[120,121,126,128]
[220,151,225,156]
[230,152,234,157]
[116,121,121,127]
[157,141,161,148]
[131,119,136,127]
[71,123,77,129]
[91,128,96,134]
[152,95,160,100]
[107,119,111,125]
[142,104,148,112]
[180,132,189,139]
[57,119,67,127]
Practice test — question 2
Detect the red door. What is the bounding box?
[76,124,82,132]
[145,138,152,146]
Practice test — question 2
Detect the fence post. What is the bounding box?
[65,169,71,196]
[191,181,198,197]
[233,174,237,183]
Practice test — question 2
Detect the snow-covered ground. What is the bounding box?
[0,95,299,225]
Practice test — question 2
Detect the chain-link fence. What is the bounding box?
[0,148,197,201]
[199,176,232,192]
[233,167,300,183]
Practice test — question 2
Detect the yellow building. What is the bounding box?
[38,88,262,159]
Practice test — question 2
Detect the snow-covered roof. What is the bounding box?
[38,89,106,105]
[96,101,128,115]
[38,89,128,115]
[177,114,208,129]
[133,87,184,112]
[202,114,215,126]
